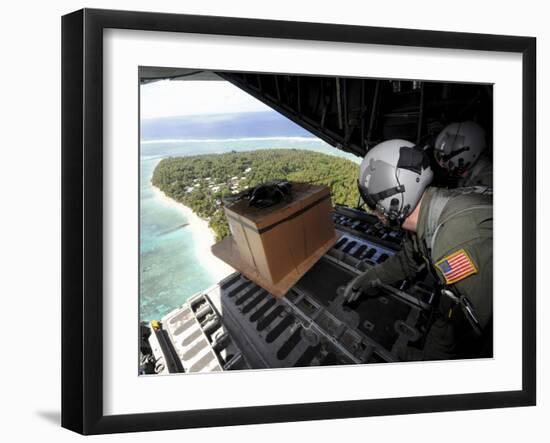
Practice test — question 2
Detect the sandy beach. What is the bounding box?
[151,185,235,282]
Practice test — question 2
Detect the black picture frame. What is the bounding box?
[61,8,536,435]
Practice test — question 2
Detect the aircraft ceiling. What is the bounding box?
[139,67,493,159]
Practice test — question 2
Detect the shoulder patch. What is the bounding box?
[435,248,478,284]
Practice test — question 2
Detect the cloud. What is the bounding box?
[140,80,272,119]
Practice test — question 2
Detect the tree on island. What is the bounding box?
[152,149,360,241]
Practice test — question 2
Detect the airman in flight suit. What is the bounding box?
[434,121,493,188]
[345,139,493,360]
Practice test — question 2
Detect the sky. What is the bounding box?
[140,79,273,119]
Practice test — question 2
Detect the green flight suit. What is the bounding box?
[365,186,493,360]
[457,155,493,188]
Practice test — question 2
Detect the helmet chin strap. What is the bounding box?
[389,198,400,218]
[385,199,410,230]
[387,217,402,230]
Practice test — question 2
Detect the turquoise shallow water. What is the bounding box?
[140,157,218,321]
[139,137,360,322]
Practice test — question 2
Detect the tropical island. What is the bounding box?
[152,149,360,241]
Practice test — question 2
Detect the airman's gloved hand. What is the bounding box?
[342,272,381,303]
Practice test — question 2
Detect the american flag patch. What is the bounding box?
[435,249,478,284]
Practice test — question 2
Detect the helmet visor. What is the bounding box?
[435,132,467,165]
[357,179,378,210]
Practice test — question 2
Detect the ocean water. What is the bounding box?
[141,111,313,142]
[139,112,361,322]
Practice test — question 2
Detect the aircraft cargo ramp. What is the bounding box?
[142,205,439,374]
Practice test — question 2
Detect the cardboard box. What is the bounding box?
[212,182,338,297]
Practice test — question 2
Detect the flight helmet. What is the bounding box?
[434,121,486,175]
[358,139,433,224]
